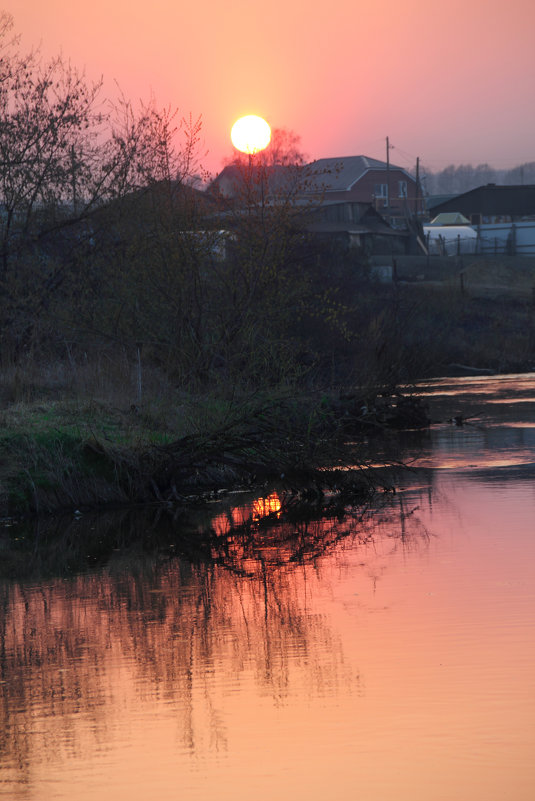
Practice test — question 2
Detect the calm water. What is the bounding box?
[1,375,535,801]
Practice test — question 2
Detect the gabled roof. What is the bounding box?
[430,185,535,216]
[305,155,415,192]
[429,212,471,226]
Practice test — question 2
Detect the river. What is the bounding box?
[1,374,534,801]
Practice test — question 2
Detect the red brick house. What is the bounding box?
[305,155,425,228]
[207,156,422,255]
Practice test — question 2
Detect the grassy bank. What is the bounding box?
[0,388,425,580]
[0,388,418,521]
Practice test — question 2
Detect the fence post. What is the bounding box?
[136,342,143,404]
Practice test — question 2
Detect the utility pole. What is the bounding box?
[415,156,420,216]
[386,136,390,220]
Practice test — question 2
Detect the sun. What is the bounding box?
[231,115,271,155]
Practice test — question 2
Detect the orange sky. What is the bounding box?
[5,0,535,177]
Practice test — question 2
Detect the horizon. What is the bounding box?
[4,0,534,178]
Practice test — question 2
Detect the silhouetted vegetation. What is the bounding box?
[1,14,534,524]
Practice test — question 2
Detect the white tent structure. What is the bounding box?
[423,223,477,255]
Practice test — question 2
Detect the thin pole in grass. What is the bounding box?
[136,342,142,405]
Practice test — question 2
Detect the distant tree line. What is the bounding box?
[422,162,535,196]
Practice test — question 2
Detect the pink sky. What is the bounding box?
[5,0,535,177]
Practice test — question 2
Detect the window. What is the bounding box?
[398,180,408,198]
[374,183,387,198]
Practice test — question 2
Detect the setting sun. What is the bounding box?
[230,115,271,155]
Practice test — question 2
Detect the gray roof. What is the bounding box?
[305,155,413,192]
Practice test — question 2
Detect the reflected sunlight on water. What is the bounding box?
[1,375,535,800]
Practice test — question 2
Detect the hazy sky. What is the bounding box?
[5,0,535,176]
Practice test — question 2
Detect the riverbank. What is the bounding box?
[0,390,429,521]
[372,273,535,378]
[2,261,534,522]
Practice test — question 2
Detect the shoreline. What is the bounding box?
[0,389,431,523]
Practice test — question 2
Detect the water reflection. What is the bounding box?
[406,423,535,471]
[0,488,430,799]
[390,372,535,473]
[414,372,535,423]
[1,374,535,800]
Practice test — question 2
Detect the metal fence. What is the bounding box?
[475,221,535,256]
[424,222,535,257]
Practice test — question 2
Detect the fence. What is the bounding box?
[475,221,535,256]
[424,221,535,257]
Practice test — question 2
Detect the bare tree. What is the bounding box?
[0,14,208,365]
[0,14,107,269]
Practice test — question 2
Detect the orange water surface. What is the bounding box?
[1,375,534,801]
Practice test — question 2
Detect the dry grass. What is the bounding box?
[395,255,535,300]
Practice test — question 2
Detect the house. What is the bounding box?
[210,155,425,226]
[208,155,423,256]
[208,162,301,200]
[303,155,425,229]
[428,184,535,225]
